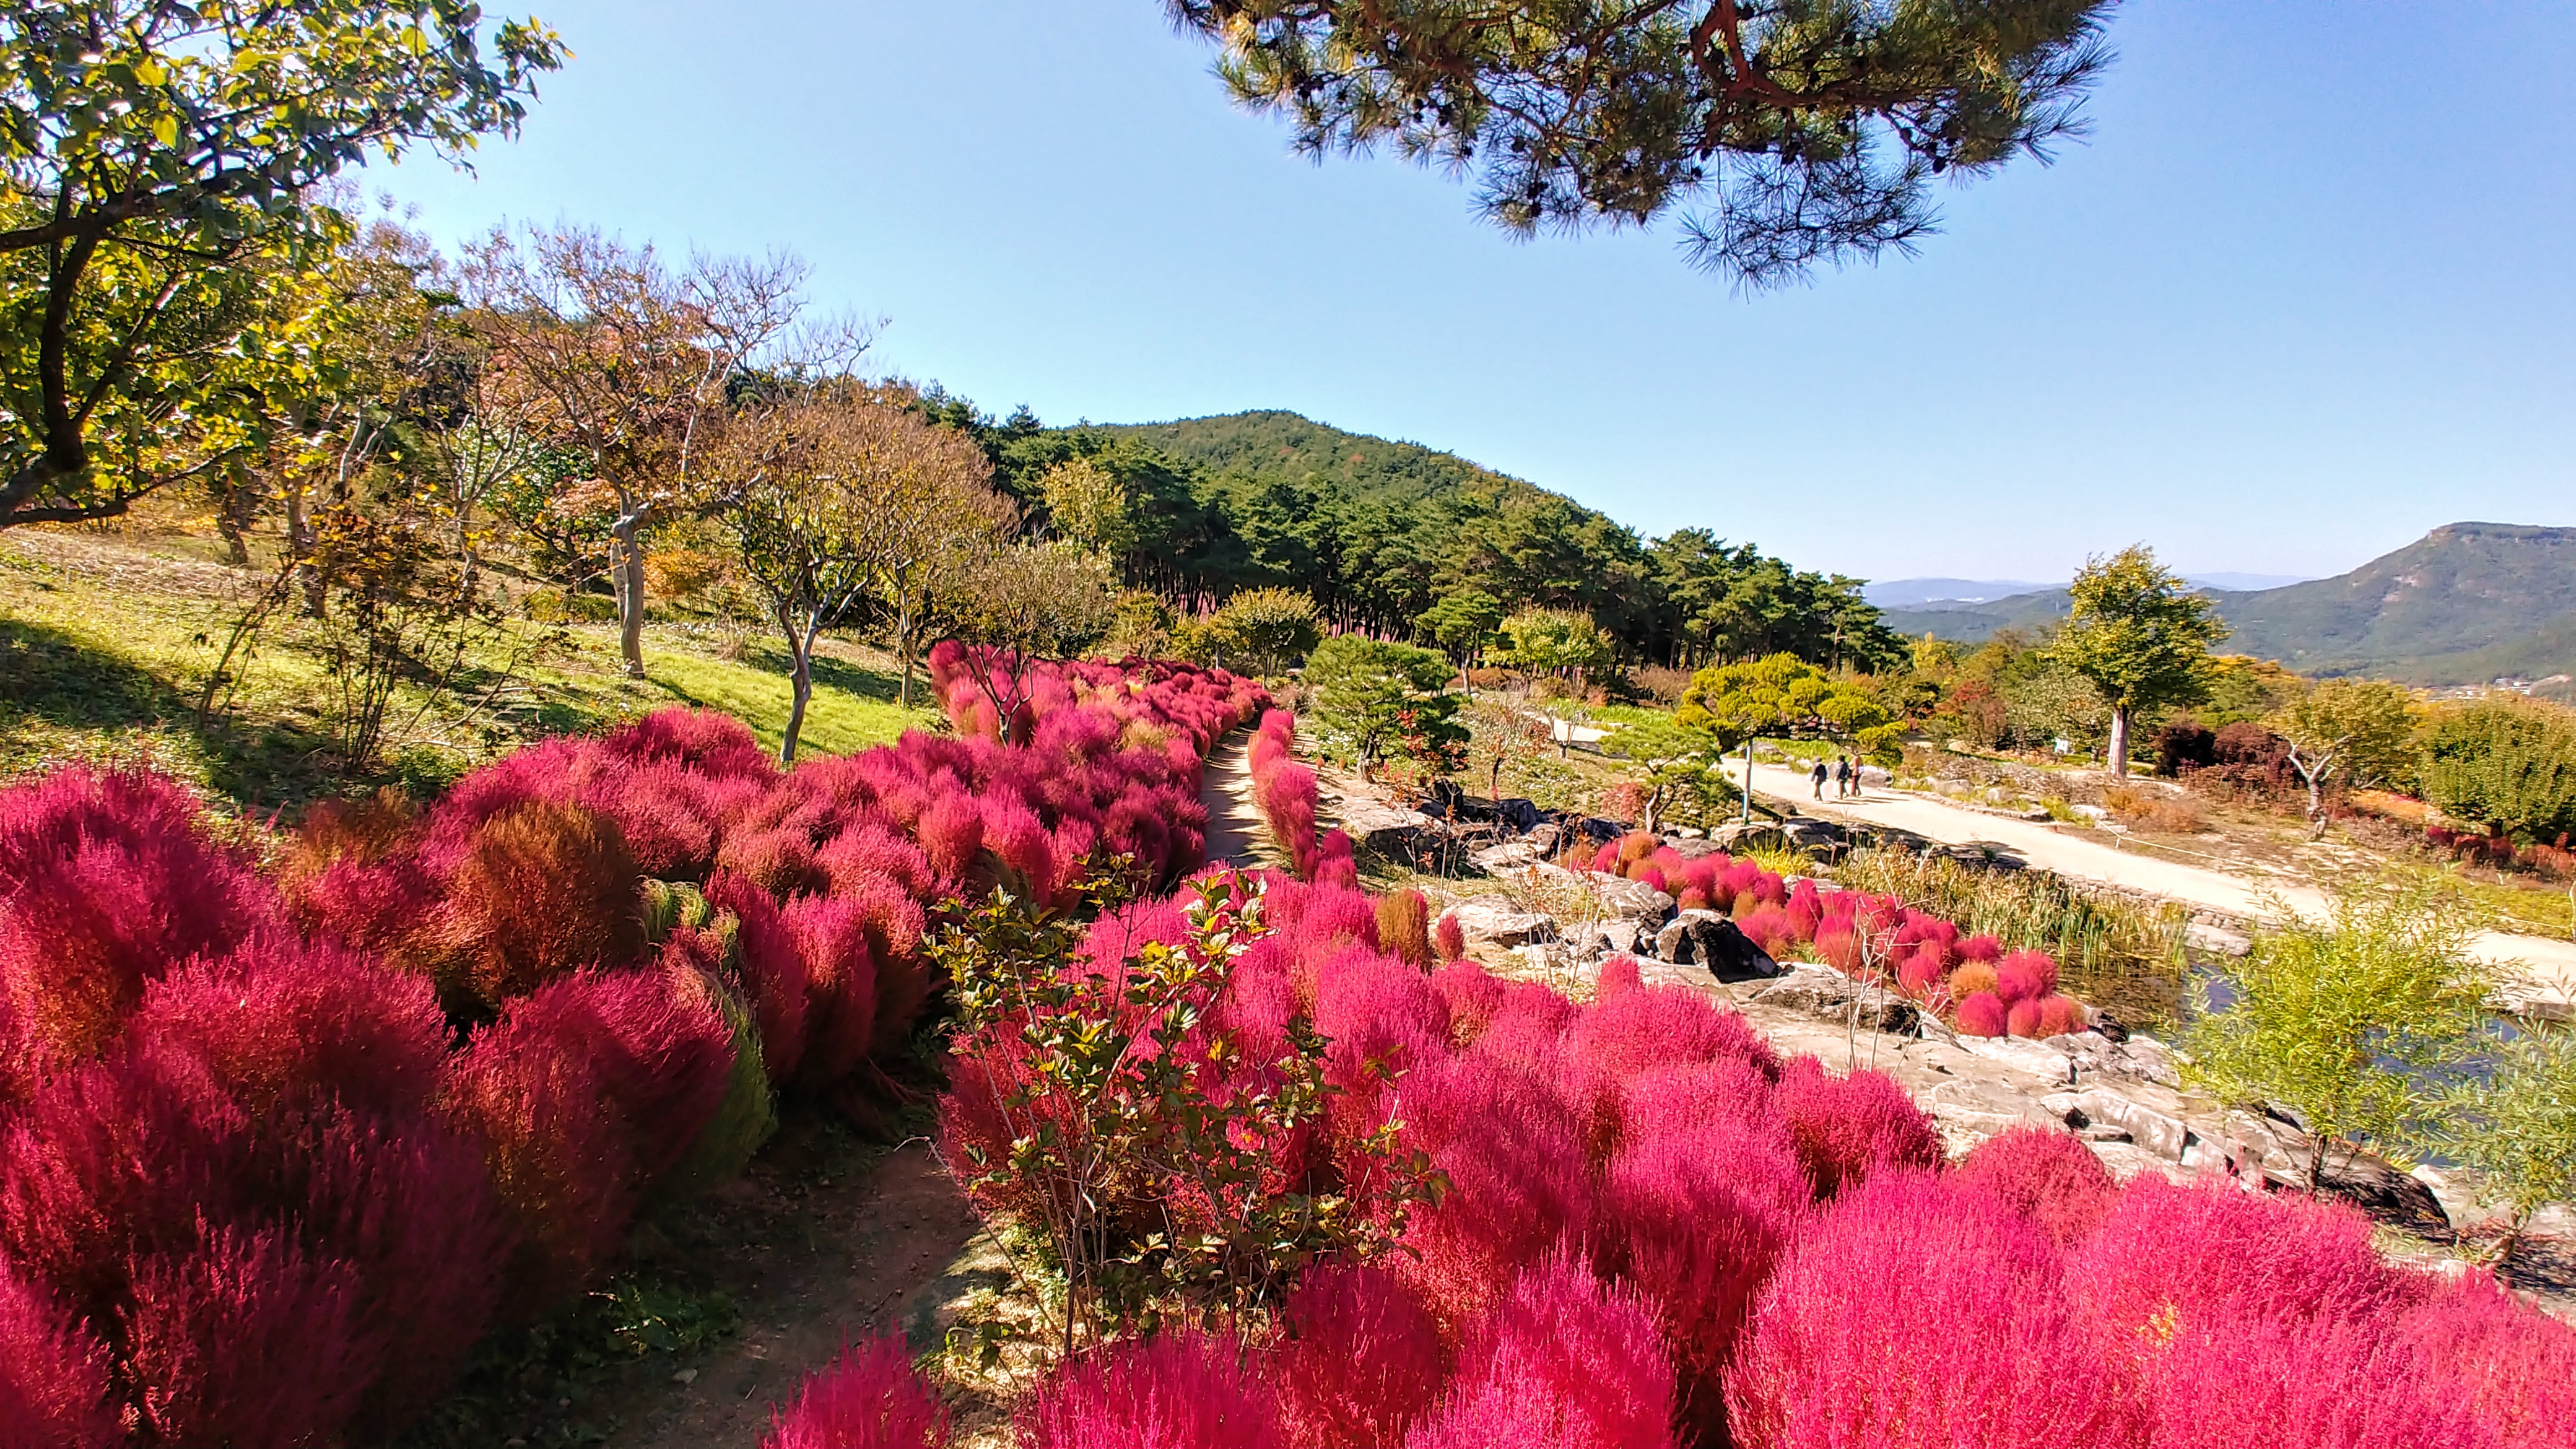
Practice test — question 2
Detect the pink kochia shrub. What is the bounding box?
[763,1334,949,1449]
[1725,1172,2140,1449]
[0,654,1269,1446]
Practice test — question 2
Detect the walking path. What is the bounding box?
[1741,758,2576,1004]
[1198,730,1274,868]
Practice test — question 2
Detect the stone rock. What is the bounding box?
[1450,901,1557,948]
[2492,978,2576,1024]
[1592,876,1676,925]
[1342,800,1439,857]
[1525,822,1562,858]
[1710,822,1786,853]
[2185,921,2253,959]
[1780,817,1845,856]
[1665,835,1728,859]
[1748,964,1917,1032]
[1469,841,1540,874]
[1956,1033,2082,1084]
[2066,1087,2191,1160]
[1653,910,1781,981]
[1561,918,1643,961]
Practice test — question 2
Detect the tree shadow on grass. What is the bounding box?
[0,614,342,809]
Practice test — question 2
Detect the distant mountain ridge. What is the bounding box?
[1887,523,2576,684]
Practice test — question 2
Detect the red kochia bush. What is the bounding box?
[2397,1270,2576,1449]
[494,967,739,1187]
[2143,1309,2494,1449]
[440,799,647,1007]
[0,1266,116,1449]
[1599,1110,1807,1439]
[1954,1125,2118,1245]
[1725,1172,2139,1449]
[1018,1331,1284,1449]
[1995,949,2059,1004]
[1769,1058,1941,1199]
[437,1016,637,1310]
[764,1334,950,1449]
[1432,911,1466,964]
[126,932,449,1117]
[0,764,276,1063]
[120,1222,379,1449]
[1954,990,2008,1037]
[2070,1174,2409,1337]
[1272,1263,1450,1449]
[1401,1255,1679,1449]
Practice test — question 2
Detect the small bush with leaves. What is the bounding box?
[764,1334,949,1449]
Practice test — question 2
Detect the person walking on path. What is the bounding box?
[1833,756,1852,799]
[1811,760,1829,800]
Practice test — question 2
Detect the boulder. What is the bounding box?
[1342,800,1440,857]
[1525,821,1563,858]
[1780,817,1845,856]
[1654,910,1780,981]
[1747,964,1917,1032]
[1449,900,1558,949]
[1591,876,1676,925]
[1562,918,1643,960]
[2064,1087,2191,1160]
[1665,835,1728,859]
[1469,841,1541,874]
[1709,821,1786,853]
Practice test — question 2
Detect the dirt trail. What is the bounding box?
[1198,730,1276,868]
[1742,759,2576,1002]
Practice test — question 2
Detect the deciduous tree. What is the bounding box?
[462,227,812,679]
[2271,678,2419,837]
[2048,546,2227,779]
[2419,696,2576,845]
[722,398,899,764]
[1167,0,2113,285]
[2184,889,2491,1191]
[0,0,562,528]
[926,541,1118,744]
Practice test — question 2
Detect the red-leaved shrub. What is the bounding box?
[0,1266,116,1449]
[127,932,448,1117]
[1954,1125,2117,1245]
[1770,1059,1941,1198]
[1272,1263,1450,1449]
[1954,991,2008,1037]
[1019,1332,1284,1449]
[2396,1270,2576,1449]
[764,1334,949,1449]
[1402,1255,1679,1449]
[2143,1308,2494,1449]
[2071,1175,2407,1337]
[441,800,646,1007]
[120,1222,380,1449]
[0,765,276,1063]
[1725,1172,2140,1449]
[1432,911,1465,964]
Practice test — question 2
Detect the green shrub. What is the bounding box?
[2183,889,2492,1188]
[2421,697,2576,845]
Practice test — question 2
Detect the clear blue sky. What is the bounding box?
[375,1,2576,585]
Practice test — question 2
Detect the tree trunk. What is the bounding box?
[613,515,648,680]
[2305,772,2328,839]
[779,604,814,765]
[2107,706,2131,780]
[895,596,916,710]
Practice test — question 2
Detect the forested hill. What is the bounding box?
[1885,522,2576,685]
[924,399,1908,671]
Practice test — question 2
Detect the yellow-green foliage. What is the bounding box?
[2183,888,2492,1186]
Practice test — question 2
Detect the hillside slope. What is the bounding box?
[1889,523,2576,684]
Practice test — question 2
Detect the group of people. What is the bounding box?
[1809,754,1865,801]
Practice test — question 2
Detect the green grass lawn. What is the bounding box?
[0,528,943,812]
